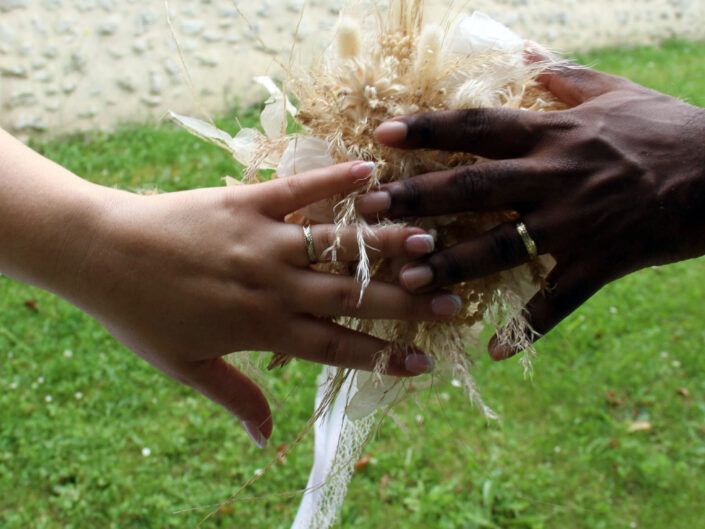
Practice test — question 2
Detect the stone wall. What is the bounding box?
[1,0,703,136]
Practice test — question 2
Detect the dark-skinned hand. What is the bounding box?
[357,59,705,361]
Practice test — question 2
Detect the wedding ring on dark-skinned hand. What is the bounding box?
[302,224,317,264]
[516,221,538,260]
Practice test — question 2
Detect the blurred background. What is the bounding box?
[1,0,704,137]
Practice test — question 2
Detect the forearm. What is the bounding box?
[0,128,114,302]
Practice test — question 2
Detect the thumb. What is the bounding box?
[183,358,273,449]
[526,41,627,107]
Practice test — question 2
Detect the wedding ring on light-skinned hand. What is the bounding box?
[302,224,317,264]
[516,221,538,260]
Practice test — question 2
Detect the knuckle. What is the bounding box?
[392,289,419,319]
[319,227,336,257]
[227,248,269,289]
[544,112,580,132]
[567,118,620,163]
[283,175,305,201]
[222,186,244,212]
[320,334,345,367]
[364,229,385,256]
[454,165,489,204]
[459,109,492,144]
[374,227,402,255]
[231,284,272,316]
[489,227,525,266]
[226,241,250,269]
[335,283,363,313]
[388,179,422,214]
[605,73,634,92]
[561,66,588,85]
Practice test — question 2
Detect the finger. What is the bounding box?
[398,221,540,291]
[488,261,607,361]
[282,223,434,266]
[525,43,628,107]
[374,108,549,159]
[293,271,463,320]
[179,358,273,448]
[286,316,435,376]
[356,160,544,219]
[259,161,375,218]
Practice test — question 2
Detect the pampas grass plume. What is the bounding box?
[452,78,501,108]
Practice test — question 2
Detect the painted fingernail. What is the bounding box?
[489,335,516,361]
[242,420,267,449]
[405,234,435,254]
[405,353,435,374]
[431,294,463,317]
[350,161,376,180]
[356,190,391,216]
[374,120,408,143]
[400,265,433,291]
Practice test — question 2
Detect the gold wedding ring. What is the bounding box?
[302,225,317,264]
[516,221,538,260]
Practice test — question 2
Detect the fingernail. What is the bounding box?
[431,294,463,317]
[242,420,267,449]
[525,40,540,52]
[405,353,435,374]
[374,120,408,143]
[400,265,433,291]
[356,190,391,216]
[524,40,552,60]
[350,161,376,180]
[489,335,515,361]
[405,234,434,254]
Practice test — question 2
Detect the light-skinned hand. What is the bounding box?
[0,131,458,448]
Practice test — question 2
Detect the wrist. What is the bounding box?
[2,177,122,299]
[42,183,131,306]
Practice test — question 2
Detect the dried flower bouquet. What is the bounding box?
[171,3,565,527]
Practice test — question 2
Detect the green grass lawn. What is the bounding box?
[2,40,705,529]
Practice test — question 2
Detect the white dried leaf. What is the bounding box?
[277,137,334,177]
[169,111,237,151]
[277,137,337,223]
[169,111,277,169]
[260,97,288,139]
[450,11,524,55]
[232,128,279,170]
[346,372,404,421]
[253,76,297,117]
[445,13,528,110]
[254,77,297,141]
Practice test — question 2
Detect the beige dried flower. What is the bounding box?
[336,18,362,60]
